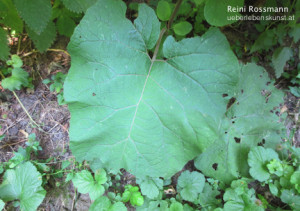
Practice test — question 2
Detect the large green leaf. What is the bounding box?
[204,0,244,27]
[56,15,76,37]
[61,0,97,13]
[26,22,56,52]
[195,63,284,183]
[135,4,161,50]
[0,162,46,211]
[13,0,51,34]
[52,2,79,37]
[64,0,240,179]
[0,28,9,61]
[0,0,23,33]
[272,47,293,78]
[289,24,300,43]
[250,29,277,53]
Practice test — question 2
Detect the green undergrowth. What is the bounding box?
[0,0,85,58]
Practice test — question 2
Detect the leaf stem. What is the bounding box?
[167,0,183,30]
[21,48,70,58]
[152,0,183,60]
[17,35,22,55]
[12,91,40,128]
[152,28,166,61]
[10,91,61,134]
[0,71,5,79]
[0,139,27,150]
[71,188,77,211]
[48,48,70,56]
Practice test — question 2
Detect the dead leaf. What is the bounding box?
[280,105,288,114]
[19,129,28,138]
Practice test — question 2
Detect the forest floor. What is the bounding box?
[0,31,299,210]
[0,38,141,210]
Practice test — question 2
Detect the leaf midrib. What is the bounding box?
[127,52,155,138]
[127,29,166,139]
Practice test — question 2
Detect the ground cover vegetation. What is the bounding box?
[0,0,299,210]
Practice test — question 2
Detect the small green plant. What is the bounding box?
[248,146,300,210]
[247,3,299,93]
[0,133,46,211]
[197,182,222,210]
[136,177,163,199]
[43,72,67,105]
[283,71,300,97]
[0,133,41,170]
[177,171,205,202]
[72,168,107,200]
[52,0,83,37]
[122,185,144,207]
[138,195,194,211]
[0,162,46,211]
[1,55,33,91]
[89,196,127,211]
[223,178,264,210]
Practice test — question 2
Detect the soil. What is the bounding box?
[0,48,76,210]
